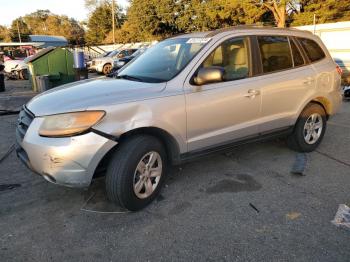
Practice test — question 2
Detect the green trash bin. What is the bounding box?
[26,47,76,92]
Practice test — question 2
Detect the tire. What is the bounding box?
[287,103,327,152]
[102,64,112,75]
[106,135,167,211]
[19,69,28,80]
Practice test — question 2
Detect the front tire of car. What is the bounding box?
[102,64,112,75]
[19,69,29,80]
[287,103,327,152]
[106,135,167,211]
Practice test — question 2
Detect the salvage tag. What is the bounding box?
[186,38,211,44]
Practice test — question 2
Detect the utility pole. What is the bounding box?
[112,0,116,44]
[16,20,22,43]
[313,14,317,35]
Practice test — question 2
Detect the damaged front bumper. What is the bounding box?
[16,110,117,188]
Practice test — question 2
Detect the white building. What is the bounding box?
[296,21,350,82]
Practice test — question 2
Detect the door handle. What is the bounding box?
[244,89,260,98]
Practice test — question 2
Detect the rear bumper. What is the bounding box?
[16,117,117,188]
[329,90,343,116]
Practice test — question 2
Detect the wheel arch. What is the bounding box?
[310,97,331,119]
[118,127,182,165]
[92,126,182,179]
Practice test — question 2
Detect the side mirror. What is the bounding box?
[193,66,224,86]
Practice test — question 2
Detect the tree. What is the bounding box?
[119,0,267,42]
[85,0,124,44]
[9,18,31,42]
[120,0,177,41]
[291,0,350,26]
[0,25,11,42]
[8,10,85,44]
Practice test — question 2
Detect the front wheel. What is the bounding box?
[102,64,112,75]
[287,103,327,152]
[19,69,29,80]
[106,135,167,211]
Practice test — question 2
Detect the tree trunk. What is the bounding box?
[263,0,287,28]
[277,5,286,27]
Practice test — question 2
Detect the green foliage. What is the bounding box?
[114,0,270,42]
[10,18,31,42]
[85,0,124,44]
[6,10,85,44]
[0,25,11,42]
[292,0,350,26]
[1,0,350,45]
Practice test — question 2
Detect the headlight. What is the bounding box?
[39,111,105,137]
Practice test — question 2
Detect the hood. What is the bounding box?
[27,77,166,116]
[93,57,113,63]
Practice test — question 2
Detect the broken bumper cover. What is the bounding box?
[16,117,117,188]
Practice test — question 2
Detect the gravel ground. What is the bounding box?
[0,101,349,262]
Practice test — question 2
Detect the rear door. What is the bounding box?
[254,35,317,133]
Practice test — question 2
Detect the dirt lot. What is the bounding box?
[0,94,349,261]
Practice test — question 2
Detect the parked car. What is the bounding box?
[16,27,342,211]
[90,49,138,75]
[4,59,29,80]
[86,51,112,71]
[113,48,147,71]
[108,48,148,77]
[344,86,350,99]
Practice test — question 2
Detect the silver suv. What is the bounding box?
[16,27,342,211]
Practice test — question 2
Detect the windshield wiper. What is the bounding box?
[116,74,143,82]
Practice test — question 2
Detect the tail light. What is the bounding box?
[336,64,343,76]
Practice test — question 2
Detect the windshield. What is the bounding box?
[107,50,119,57]
[118,38,210,83]
[132,48,145,57]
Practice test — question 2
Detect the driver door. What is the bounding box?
[185,36,262,152]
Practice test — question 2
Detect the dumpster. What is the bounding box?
[26,47,75,92]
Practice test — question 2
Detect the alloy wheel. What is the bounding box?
[133,151,163,199]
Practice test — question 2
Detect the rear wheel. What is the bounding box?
[102,64,112,75]
[287,103,327,152]
[106,135,167,211]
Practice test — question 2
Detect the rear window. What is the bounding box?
[290,39,305,67]
[258,36,293,73]
[298,38,326,62]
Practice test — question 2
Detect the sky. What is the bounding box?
[0,0,129,26]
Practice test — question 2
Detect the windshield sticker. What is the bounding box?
[186,38,211,44]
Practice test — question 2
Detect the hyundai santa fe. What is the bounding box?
[16,26,342,211]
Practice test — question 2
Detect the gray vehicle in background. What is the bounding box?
[89,49,138,75]
[16,26,342,211]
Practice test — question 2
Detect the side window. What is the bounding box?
[201,37,250,81]
[298,37,326,62]
[258,36,293,73]
[290,38,305,67]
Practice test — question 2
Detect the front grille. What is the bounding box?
[16,106,34,142]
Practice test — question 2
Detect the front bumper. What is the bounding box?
[16,112,117,188]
